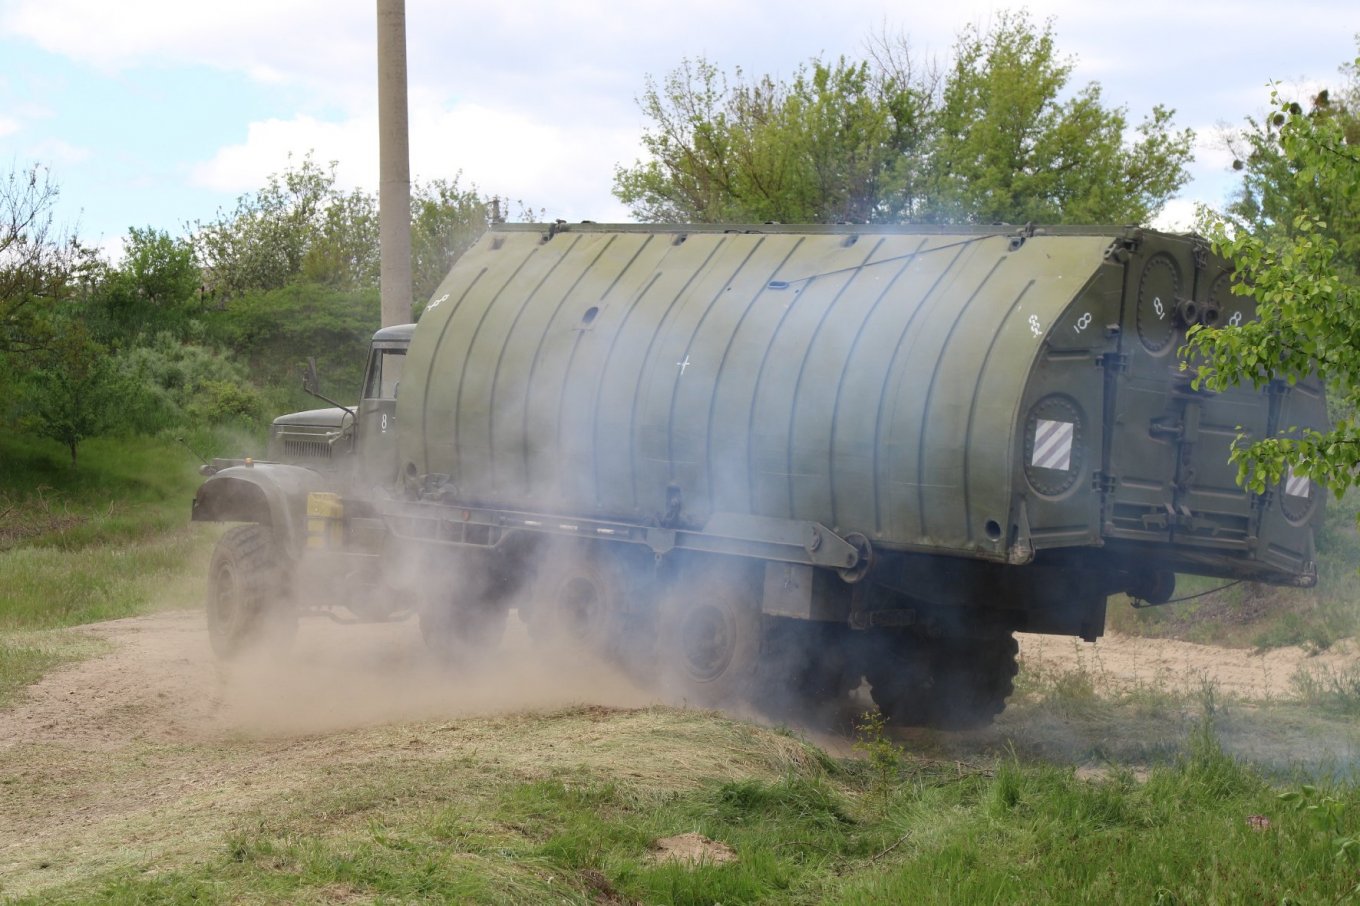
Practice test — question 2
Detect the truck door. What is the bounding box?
[358,346,406,490]
[1101,242,1258,550]
[1162,268,1268,552]
[1101,244,1191,543]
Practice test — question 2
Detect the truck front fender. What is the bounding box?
[191,464,330,559]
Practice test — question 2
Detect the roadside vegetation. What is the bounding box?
[1107,488,1360,651]
[0,431,221,705]
[5,684,1360,904]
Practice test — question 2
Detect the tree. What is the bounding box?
[194,157,503,311]
[92,226,203,341]
[614,55,934,223]
[410,177,494,306]
[613,11,1194,226]
[18,320,128,467]
[1185,60,1360,499]
[0,163,84,355]
[193,154,365,300]
[925,11,1193,224]
[1224,53,1360,273]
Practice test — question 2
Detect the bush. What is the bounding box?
[113,334,263,432]
[202,281,379,398]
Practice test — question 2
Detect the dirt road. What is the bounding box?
[5,608,1352,752]
[1,609,1356,898]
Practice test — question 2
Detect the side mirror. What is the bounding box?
[302,357,320,395]
[299,357,357,422]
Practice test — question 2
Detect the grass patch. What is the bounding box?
[1291,663,1360,717]
[0,629,112,708]
[1107,490,1360,651]
[0,432,217,552]
[8,702,1360,906]
[0,528,213,631]
[0,431,221,699]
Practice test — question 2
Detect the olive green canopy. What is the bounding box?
[399,224,1114,557]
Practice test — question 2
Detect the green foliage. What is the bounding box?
[928,12,1193,224]
[1279,783,1360,898]
[16,320,132,467]
[614,11,1193,226]
[203,281,380,397]
[1291,664,1360,716]
[193,154,499,312]
[410,177,493,307]
[615,54,933,223]
[0,163,87,357]
[193,153,370,299]
[1225,50,1360,270]
[1187,56,1360,500]
[112,333,264,431]
[852,709,904,802]
[88,226,202,342]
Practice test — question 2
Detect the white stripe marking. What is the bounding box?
[1285,467,1311,499]
[1032,419,1074,471]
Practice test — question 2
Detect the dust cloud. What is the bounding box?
[214,614,658,738]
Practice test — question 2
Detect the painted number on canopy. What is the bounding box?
[1073,312,1092,333]
[1028,315,1042,337]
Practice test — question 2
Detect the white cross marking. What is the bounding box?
[678,355,691,375]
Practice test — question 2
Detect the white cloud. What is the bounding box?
[189,116,372,193]
[1151,198,1199,233]
[190,103,641,221]
[6,0,1356,243]
[0,116,19,137]
[1,0,372,106]
[28,137,91,164]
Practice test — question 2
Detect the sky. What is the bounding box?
[1,0,1356,259]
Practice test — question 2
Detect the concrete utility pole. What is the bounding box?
[377,0,413,327]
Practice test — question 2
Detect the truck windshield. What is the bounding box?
[364,348,406,400]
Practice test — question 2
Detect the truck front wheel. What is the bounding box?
[206,524,296,658]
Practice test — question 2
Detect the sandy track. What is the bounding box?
[1021,630,1359,701]
[3,610,1353,756]
[1,608,1356,897]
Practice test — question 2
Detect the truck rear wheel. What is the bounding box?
[525,549,629,656]
[759,619,860,720]
[929,632,1019,729]
[206,524,296,659]
[657,561,762,708]
[417,556,511,666]
[866,631,1018,730]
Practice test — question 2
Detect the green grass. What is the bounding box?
[1291,663,1360,717]
[1107,489,1360,651]
[7,705,1360,905]
[0,431,220,703]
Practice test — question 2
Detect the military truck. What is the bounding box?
[192,223,1324,728]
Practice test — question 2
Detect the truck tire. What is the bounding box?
[759,619,860,720]
[419,592,508,665]
[525,548,629,655]
[930,633,1020,730]
[206,524,296,659]
[657,562,763,708]
[867,631,1018,730]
